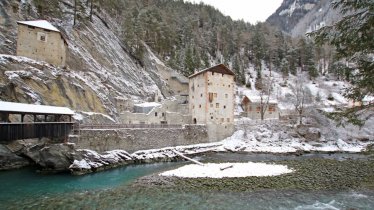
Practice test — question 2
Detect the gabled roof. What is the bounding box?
[0,101,74,115]
[242,95,278,104]
[189,64,235,78]
[17,20,60,32]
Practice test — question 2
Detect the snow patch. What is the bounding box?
[160,162,293,178]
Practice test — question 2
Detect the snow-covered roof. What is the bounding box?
[17,20,60,32]
[243,95,278,104]
[189,64,235,78]
[0,101,74,115]
[134,102,161,108]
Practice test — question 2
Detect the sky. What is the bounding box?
[184,0,283,24]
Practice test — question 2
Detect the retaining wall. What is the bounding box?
[70,125,210,153]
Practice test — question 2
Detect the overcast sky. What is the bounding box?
[184,0,283,24]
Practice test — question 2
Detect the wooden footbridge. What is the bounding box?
[0,101,75,142]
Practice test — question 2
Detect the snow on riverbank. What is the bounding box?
[160,162,293,178]
[217,129,369,153]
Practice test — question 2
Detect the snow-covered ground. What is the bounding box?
[159,162,293,178]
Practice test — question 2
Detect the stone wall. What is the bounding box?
[70,125,209,153]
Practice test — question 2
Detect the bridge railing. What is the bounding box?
[78,123,183,130]
[0,122,74,142]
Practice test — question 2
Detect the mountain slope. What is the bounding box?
[267,0,342,37]
[0,0,176,121]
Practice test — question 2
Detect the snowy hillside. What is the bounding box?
[0,0,179,121]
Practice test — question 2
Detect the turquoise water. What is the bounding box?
[1,154,374,209]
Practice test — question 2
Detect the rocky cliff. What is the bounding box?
[0,0,177,122]
[267,0,342,37]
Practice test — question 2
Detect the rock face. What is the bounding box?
[0,145,30,170]
[267,0,342,37]
[296,125,321,141]
[22,143,81,173]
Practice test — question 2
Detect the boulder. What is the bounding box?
[0,145,30,170]
[22,143,82,173]
[297,125,321,141]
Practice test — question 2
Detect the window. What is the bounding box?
[225,94,228,99]
[216,103,219,108]
[162,113,165,117]
[155,112,158,117]
[211,116,213,120]
[228,85,231,88]
[201,93,203,97]
[199,104,202,108]
[192,105,195,109]
[37,32,47,42]
[221,118,224,122]
[192,96,194,99]
[210,104,213,108]
[214,93,217,98]
[224,105,226,109]
[208,92,214,102]
[269,106,276,112]
[227,118,230,122]
[212,72,214,75]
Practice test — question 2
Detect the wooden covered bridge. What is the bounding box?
[0,101,75,142]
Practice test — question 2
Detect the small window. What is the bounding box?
[224,105,226,109]
[214,93,217,98]
[211,116,213,120]
[210,104,213,108]
[227,118,230,122]
[216,103,219,108]
[192,96,194,99]
[162,113,165,117]
[221,118,224,122]
[192,105,195,109]
[155,112,158,117]
[225,94,228,98]
[201,93,203,97]
[208,92,214,102]
[37,32,47,42]
[228,85,231,88]
[212,72,215,75]
[199,104,202,108]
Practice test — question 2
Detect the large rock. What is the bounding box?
[23,143,82,172]
[0,145,30,170]
[297,125,321,141]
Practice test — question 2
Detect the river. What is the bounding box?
[1,153,374,209]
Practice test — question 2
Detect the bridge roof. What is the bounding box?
[0,101,74,115]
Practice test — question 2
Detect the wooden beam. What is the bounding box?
[173,150,204,166]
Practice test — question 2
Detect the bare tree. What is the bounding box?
[73,0,77,25]
[291,76,307,124]
[258,76,274,121]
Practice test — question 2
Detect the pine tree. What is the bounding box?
[309,0,374,126]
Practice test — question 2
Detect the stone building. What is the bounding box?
[120,98,191,125]
[241,95,279,120]
[189,64,235,140]
[16,20,68,67]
